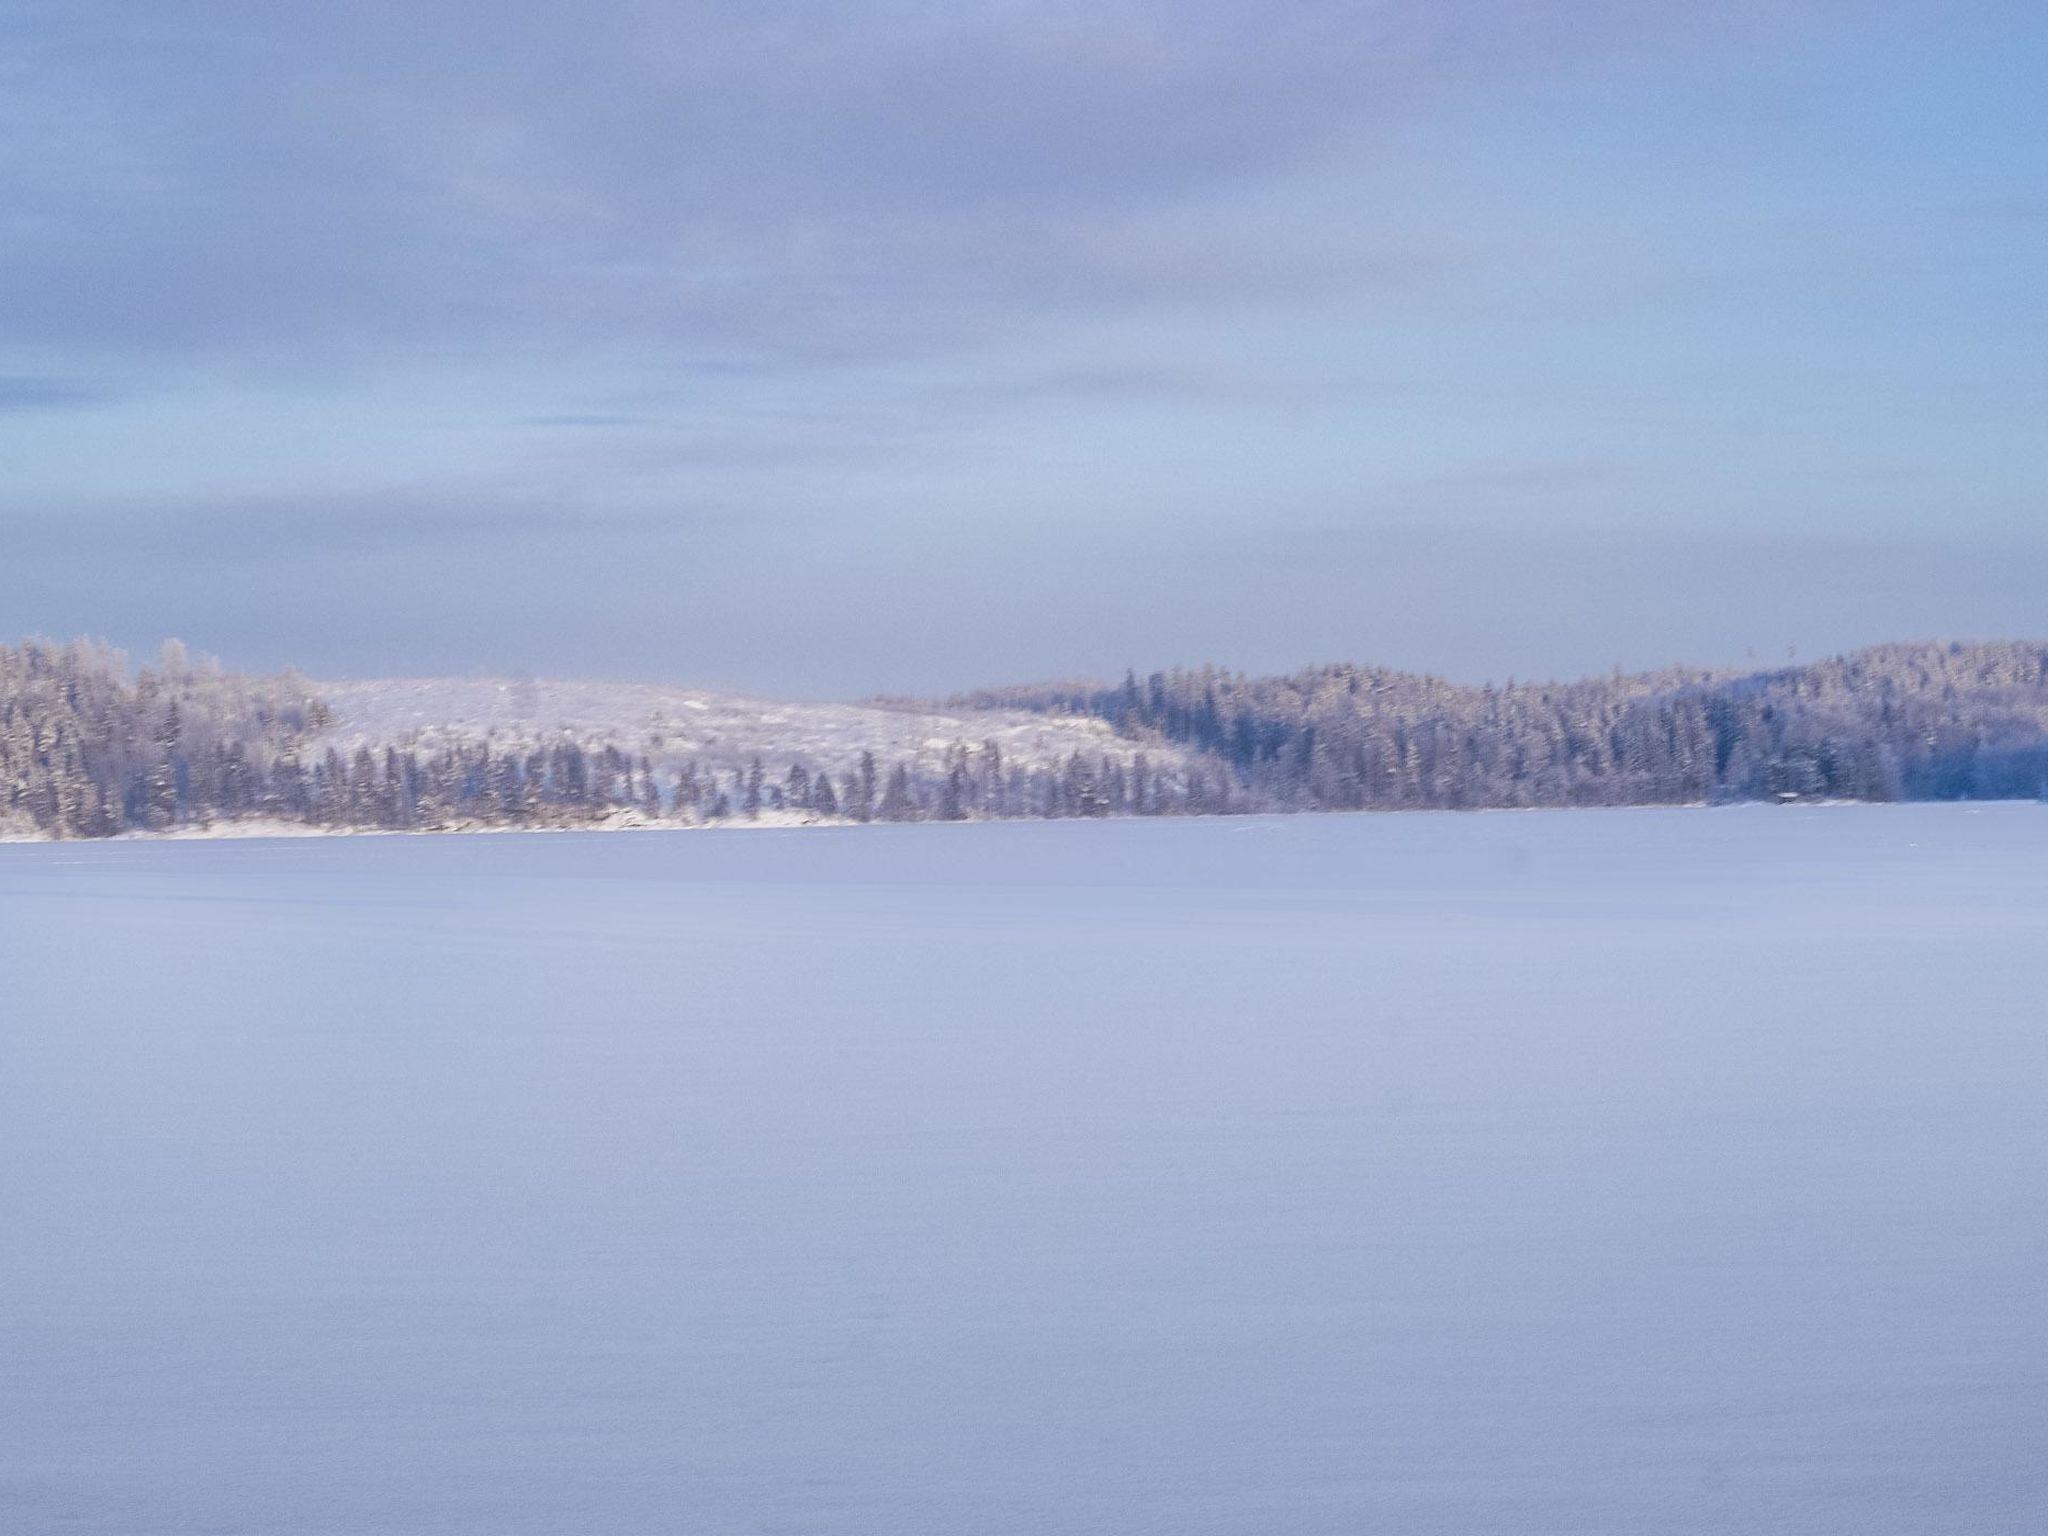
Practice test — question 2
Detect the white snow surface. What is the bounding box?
[4,803,2045,1534]
[312,674,1184,777]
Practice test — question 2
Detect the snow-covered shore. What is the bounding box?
[0,807,852,845]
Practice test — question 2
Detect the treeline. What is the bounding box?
[659,744,1238,826]
[1,640,330,838]
[0,641,1233,838]
[69,736,1233,834]
[951,641,2048,810]
[10,638,2048,840]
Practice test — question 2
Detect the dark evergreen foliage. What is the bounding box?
[8,638,2047,839]
[950,641,2048,811]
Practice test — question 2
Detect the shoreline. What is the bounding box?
[4,797,2037,848]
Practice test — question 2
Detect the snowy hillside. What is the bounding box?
[311,676,1194,781]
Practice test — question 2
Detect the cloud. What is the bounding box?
[19,0,2015,700]
[10,479,2043,698]
[2,0,1806,371]
[0,374,115,412]
[0,492,698,564]
[1947,198,2048,223]
[515,414,651,429]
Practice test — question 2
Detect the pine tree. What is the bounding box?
[847,751,877,822]
[878,762,917,821]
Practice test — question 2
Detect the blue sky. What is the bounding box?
[3,0,2043,693]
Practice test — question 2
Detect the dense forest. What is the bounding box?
[953,642,2048,809]
[5,638,2048,839]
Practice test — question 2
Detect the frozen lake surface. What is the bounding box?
[3,804,2045,1534]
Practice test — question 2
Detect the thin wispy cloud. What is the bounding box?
[0,374,115,411]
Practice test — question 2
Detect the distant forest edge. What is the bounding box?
[5,638,2048,839]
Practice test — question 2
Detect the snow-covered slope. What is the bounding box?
[311,676,1188,779]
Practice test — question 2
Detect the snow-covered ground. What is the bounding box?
[3,804,2044,1534]
[312,675,1188,779]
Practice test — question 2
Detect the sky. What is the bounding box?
[3,0,2043,696]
